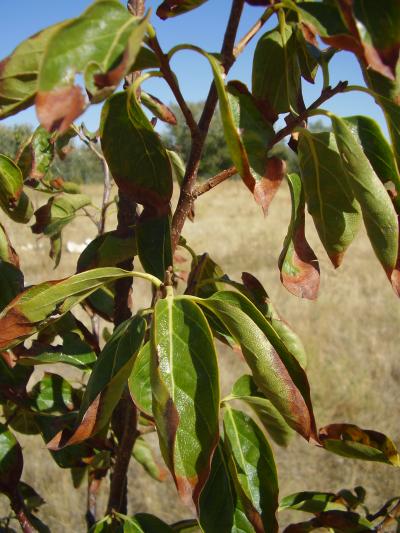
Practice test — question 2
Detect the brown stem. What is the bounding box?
[171,0,245,251]
[99,158,112,235]
[86,469,106,528]
[270,81,348,147]
[233,5,277,57]
[193,166,237,197]
[149,35,198,137]
[10,493,34,533]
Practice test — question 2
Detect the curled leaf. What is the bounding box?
[157,0,209,19]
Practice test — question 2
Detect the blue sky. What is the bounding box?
[1,0,386,133]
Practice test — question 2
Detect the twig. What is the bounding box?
[270,81,348,146]
[99,158,112,234]
[148,35,198,137]
[10,493,34,533]
[72,124,106,162]
[233,4,280,57]
[376,500,400,531]
[193,166,237,197]
[171,0,245,251]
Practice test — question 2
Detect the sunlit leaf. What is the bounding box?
[223,407,279,532]
[0,154,33,223]
[129,341,152,417]
[157,0,209,19]
[141,92,177,125]
[283,510,374,532]
[298,130,362,267]
[279,491,346,514]
[0,223,19,266]
[47,315,145,449]
[151,295,219,508]
[279,173,320,299]
[132,437,167,482]
[0,423,23,498]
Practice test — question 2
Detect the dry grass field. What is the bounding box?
[1,180,399,531]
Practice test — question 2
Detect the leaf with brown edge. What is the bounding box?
[0,267,158,351]
[0,22,65,120]
[319,423,400,466]
[141,92,177,125]
[0,154,33,224]
[0,424,23,498]
[253,157,286,215]
[279,173,320,300]
[47,315,145,450]
[157,0,209,19]
[0,223,19,267]
[298,131,362,268]
[151,295,220,510]
[36,0,149,133]
[283,510,374,532]
[196,290,317,441]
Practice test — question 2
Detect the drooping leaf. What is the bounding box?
[298,130,362,267]
[0,267,157,351]
[0,423,23,498]
[151,295,220,508]
[101,89,172,213]
[319,423,400,466]
[0,261,24,312]
[18,481,46,512]
[167,150,186,186]
[16,126,54,182]
[252,22,301,115]
[0,223,19,266]
[141,92,177,125]
[136,213,173,280]
[0,154,33,223]
[129,341,152,417]
[48,315,146,449]
[196,290,317,440]
[283,510,374,532]
[228,375,294,447]
[279,491,346,514]
[134,514,174,533]
[129,46,160,72]
[36,0,149,132]
[186,253,225,298]
[223,407,279,533]
[198,444,255,533]
[330,114,400,292]
[279,173,320,299]
[0,22,64,119]
[157,0,209,19]
[0,356,33,405]
[132,437,167,482]
[295,26,319,84]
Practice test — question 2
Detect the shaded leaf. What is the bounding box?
[0,423,23,497]
[129,46,160,71]
[134,514,173,532]
[330,115,399,292]
[295,26,319,84]
[136,212,173,280]
[157,0,209,19]
[141,92,177,125]
[132,437,167,482]
[278,173,320,299]
[167,150,186,186]
[0,261,24,312]
[223,407,279,533]
[48,315,146,449]
[186,253,225,298]
[252,22,301,115]
[229,375,294,447]
[0,223,19,266]
[284,510,374,532]
[0,154,33,223]
[18,481,45,511]
[298,130,362,267]
[319,423,400,466]
[129,342,152,417]
[0,356,33,405]
[32,193,91,237]
[199,444,255,533]
[196,291,317,440]
[151,295,219,508]
[36,0,149,132]
[31,372,75,414]
[279,491,345,514]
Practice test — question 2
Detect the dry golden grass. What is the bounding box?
[1,180,399,531]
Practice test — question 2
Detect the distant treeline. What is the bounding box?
[0,111,329,184]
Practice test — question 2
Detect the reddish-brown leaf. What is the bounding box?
[253,157,285,214]
[36,86,85,133]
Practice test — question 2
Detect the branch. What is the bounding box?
[99,158,112,235]
[270,81,348,147]
[10,493,34,533]
[193,166,237,197]
[171,0,245,250]
[148,35,198,137]
[233,4,279,58]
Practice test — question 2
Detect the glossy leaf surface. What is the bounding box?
[298,130,361,267]
[151,296,219,508]
[223,407,279,533]
[279,491,345,514]
[129,342,152,417]
[279,173,320,299]
[157,0,209,19]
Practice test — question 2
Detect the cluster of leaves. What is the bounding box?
[0,0,399,532]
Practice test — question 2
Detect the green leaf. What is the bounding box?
[36,0,149,132]
[279,491,346,514]
[252,22,301,115]
[48,315,146,449]
[0,423,23,497]
[278,173,320,300]
[16,126,54,181]
[2,403,39,436]
[129,341,152,417]
[101,89,173,212]
[186,253,225,298]
[0,267,160,351]
[167,150,186,186]
[229,375,294,447]
[298,130,362,267]
[199,444,255,533]
[0,261,24,312]
[157,0,209,19]
[343,115,400,197]
[18,481,45,511]
[134,513,173,532]
[0,22,64,119]
[0,223,19,265]
[141,92,177,125]
[151,295,220,508]
[0,154,33,223]
[330,114,399,292]
[195,290,317,440]
[31,372,75,414]
[136,213,173,280]
[295,26,319,84]
[284,510,374,532]
[129,46,160,71]
[223,407,279,533]
[319,423,400,466]
[132,437,167,482]
[0,357,33,405]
